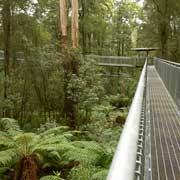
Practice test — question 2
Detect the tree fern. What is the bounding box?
[0,118,113,180]
[0,118,75,179]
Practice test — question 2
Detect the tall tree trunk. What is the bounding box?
[121,38,124,56]
[80,0,87,54]
[160,23,168,58]
[117,40,121,56]
[2,0,11,99]
[59,0,78,129]
[72,0,79,48]
[88,33,91,53]
[153,0,169,58]
[59,0,68,49]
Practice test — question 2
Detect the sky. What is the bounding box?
[31,0,38,4]
[116,0,144,7]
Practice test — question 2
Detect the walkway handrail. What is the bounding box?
[86,54,132,60]
[154,57,180,110]
[155,57,180,67]
[107,59,147,180]
[85,54,146,67]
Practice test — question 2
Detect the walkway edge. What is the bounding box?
[107,60,147,180]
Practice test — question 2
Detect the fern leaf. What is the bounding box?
[40,126,69,136]
[0,118,20,131]
[0,135,15,148]
[0,149,17,166]
[92,169,108,180]
[39,175,64,180]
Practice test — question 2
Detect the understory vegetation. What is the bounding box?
[0,50,141,179]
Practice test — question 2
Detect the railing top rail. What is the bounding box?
[107,59,147,180]
[155,57,180,67]
[86,54,133,60]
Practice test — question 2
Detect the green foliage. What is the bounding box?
[67,57,105,122]
[92,169,109,180]
[68,163,109,180]
[137,0,180,60]
[0,118,115,179]
[0,118,72,176]
[0,149,17,166]
[0,0,144,179]
[40,176,63,180]
[67,162,95,180]
[0,118,20,131]
[40,171,64,180]
[112,1,141,55]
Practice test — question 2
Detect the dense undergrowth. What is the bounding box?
[0,49,141,180]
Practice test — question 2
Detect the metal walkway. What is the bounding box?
[85,54,145,67]
[96,63,135,68]
[107,58,180,180]
[147,66,180,180]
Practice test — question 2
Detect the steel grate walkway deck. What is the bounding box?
[147,66,180,180]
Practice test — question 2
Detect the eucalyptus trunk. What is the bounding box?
[59,0,68,49]
[72,0,79,48]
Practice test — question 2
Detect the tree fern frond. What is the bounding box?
[62,133,74,140]
[63,141,111,166]
[14,133,39,155]
[38,134,70,145]
[48,151,62,161]
[72,141,106,159]
[39,175,64,180]
[7,129,22,137]
[67,162,95,180]
[0,131,7,136]
[0,149,18,166]
[92,169,108,180]
[15,133,38,144]
[40,126,69,136]
[63,147,100,164]
[72,141,103,151]
[33,143,75,153]
[0,118,20,131]
[0,135,15,148]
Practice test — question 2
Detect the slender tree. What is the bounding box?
[2,0,11,99]
[80,0,87,54]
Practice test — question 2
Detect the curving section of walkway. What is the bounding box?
[147,66,180,180]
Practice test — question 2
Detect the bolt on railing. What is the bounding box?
[107,59,147,180]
